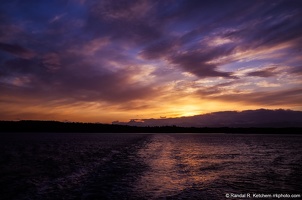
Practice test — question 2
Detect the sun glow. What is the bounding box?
[177,105,202,117]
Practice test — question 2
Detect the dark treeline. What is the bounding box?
[0,120,301,134]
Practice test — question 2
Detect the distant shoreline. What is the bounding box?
[0,121,301,134]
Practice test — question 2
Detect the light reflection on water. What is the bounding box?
[136,135,187,198]
[134,134,302,199]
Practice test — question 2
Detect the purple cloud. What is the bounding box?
[246,67,278,77]
[0,0,301,122]
[0,42,35,59]
[114,109,302,127]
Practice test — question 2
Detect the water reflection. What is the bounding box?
[134,134,302,199]
[135,135,186,198]
[135,134,238,198]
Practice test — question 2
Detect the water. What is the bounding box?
[0,133,301,199]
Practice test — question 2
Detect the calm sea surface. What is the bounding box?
[0,133,301,199]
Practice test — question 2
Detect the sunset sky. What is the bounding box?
[0,0,302,123]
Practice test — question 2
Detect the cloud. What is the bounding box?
[256,81,280,88]
[137,1,300,79]
[1,57,161,105]
[246,67,278,77]
[141,37,236,78]
[68,37,110,56]
[86,0,162,43]
[221,3,302,52]
[115,109,302,127]
[49,13,66,23]
[42,53,61,72]
[195,80,246,98]
[0,0,301,122]
[1,58,42,76]
[197,87,302,107]
[0,42,35,59]
[0,18,24,41]
[170,50,235,78]
[140,39,178,60]
[290,66,302,75]
[92,0,152,21]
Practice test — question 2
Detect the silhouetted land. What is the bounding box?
[0,120,301,134]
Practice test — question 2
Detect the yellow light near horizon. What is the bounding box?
[1,91,299,123]
[176,105,202,117]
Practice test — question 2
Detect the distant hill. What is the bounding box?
[113,109,302,128]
